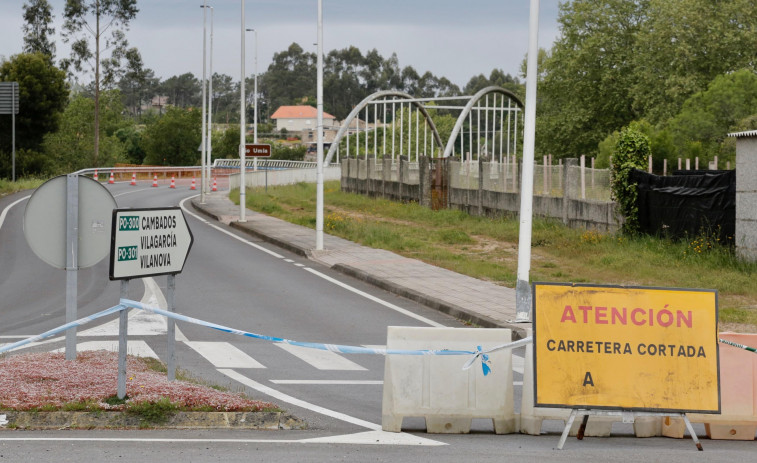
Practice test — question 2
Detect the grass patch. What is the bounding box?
[126,397,180,425]
[232,181,757,331]
[0,178,46,196]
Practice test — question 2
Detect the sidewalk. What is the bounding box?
[191,192,528,339]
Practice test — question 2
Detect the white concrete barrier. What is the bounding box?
[381,326,517,434]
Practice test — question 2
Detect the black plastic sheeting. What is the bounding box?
[631,169,735,242]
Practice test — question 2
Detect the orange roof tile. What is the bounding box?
[271,105,335,120]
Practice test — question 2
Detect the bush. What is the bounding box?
[611,127,650,234]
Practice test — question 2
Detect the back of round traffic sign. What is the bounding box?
[23,175,117,269]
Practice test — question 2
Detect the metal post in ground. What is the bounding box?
[117,280,130,399]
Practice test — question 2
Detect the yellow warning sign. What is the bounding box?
[534,283,720,413]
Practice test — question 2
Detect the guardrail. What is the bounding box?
[213,159,324,170]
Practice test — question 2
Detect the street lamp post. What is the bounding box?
[207,5,214,194]
[239,0,246,222]
[199,1,208,203]
[316,0,324,250]
[201,4,214,195]
[514,0,541,322]
[246,28,259,171]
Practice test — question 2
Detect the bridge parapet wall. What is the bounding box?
[341,156,620,233]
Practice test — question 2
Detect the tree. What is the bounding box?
[62,0,139,166]
[0,52,68,176]
[535,0,647,159]
[22,0,56,59]
[142,107,202,166]
[160,73,201,108]
[211,73,240,124]
[632,0,757,123]
[118,47,158,118]
[43,90,128,172]
[259,43,316,118]
[666,69,757,165]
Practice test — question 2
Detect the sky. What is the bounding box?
[0,0,562,89]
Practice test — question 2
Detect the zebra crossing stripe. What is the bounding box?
[185,341,265,369]
[275,344,367,371]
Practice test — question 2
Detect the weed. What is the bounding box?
[104,395,129,407]
[126,397,179,425]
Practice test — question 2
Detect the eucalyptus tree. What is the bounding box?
[61,0,139,166]
[22,0,56,59]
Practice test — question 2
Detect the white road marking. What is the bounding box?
[0,195,30,230]
[185,341,265,369]
[218,369,381,431]
[294,263,305,267]
[304,267,445,327]
[284,259,294,263]
[52,340,158,359]
[300,430,445,446]
[270,380,383,385]
[179,196,285,258]
[275,344,367,371]
[113,188,153,198]
[0,432,445,446]
[179,197,444,329]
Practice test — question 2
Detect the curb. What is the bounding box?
[332,264,528,340]
[1,411,306,430]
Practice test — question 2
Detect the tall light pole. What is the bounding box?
[239,0,246,222]
[246,28,259,172]
[207,5,214,194]
[316,0,324,250]
[514,0,541,322]
[200,1,208,204]
[201,4,214,195]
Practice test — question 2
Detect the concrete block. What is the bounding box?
[687,332,757,440]
[661,416,686,438]
[381,326,516,434]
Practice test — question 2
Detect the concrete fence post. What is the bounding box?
[399,156,407,202]
[478,155,486,216]
[419,155,430,207]
[383,156,391,199]
[562,158,579,226]
[366,157,373,197]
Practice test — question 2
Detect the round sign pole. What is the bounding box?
[65,174,79,360]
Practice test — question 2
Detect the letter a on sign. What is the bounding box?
[583,371,595,387]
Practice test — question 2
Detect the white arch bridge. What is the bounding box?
[325,86,524,166]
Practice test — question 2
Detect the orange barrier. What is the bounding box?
[663,333,757,440]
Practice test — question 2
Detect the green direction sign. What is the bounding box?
[109,207,194,280]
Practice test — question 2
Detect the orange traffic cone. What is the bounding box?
[152,174,158,187]
[170,175,176,189]
[130,172,137,186]
[190,176,196,190]
[211,178,218,192]
[108,171,115,184]
[93,170,99,181]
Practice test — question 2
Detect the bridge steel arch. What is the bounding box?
[324,90,445,166]
[441,86,524,159]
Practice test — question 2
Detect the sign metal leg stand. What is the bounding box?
[117,279,130,399]
[167,275,176,381]
[557,409,702,451]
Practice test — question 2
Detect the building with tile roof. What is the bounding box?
[271,105,338,132]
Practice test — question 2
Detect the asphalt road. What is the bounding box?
[1,184,754,462]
